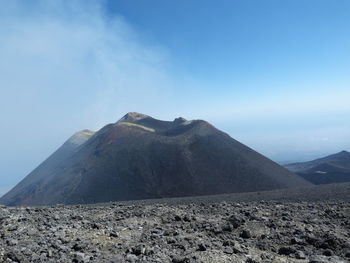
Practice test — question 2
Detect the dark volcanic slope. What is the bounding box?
[0,130,95,205]
[285,151,350,185]
[1,112,311,206]
[124,182,350,206]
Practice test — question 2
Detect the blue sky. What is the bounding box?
[0,0,350,196]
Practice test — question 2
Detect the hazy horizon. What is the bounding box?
[1,0,349,196]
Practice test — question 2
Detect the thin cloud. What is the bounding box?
[0,0,176,188]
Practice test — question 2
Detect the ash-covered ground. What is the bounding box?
[1,184,350,263]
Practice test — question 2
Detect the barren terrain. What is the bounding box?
[1,183,350,263]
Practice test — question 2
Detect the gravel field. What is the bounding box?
[1,184,350,263]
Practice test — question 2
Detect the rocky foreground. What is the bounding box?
[1,200,349,263]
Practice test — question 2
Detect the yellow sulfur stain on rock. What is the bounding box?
[115,122,155,132]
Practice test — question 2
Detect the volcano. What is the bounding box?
[0,112,311,206]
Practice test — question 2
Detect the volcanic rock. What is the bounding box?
[0,192,349,262]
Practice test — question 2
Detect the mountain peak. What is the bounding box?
[117,112,150,123]
[326,150,350,160]
[173,117,187,124]
[67,129,95,145]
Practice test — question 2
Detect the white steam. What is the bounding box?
[0,0,175,187]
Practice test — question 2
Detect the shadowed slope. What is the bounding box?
[285,151,350,185]
[0,130,95,205]
[1,113,311,206]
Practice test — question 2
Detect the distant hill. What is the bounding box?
[0,112,311,206]
[284,151,350,185]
